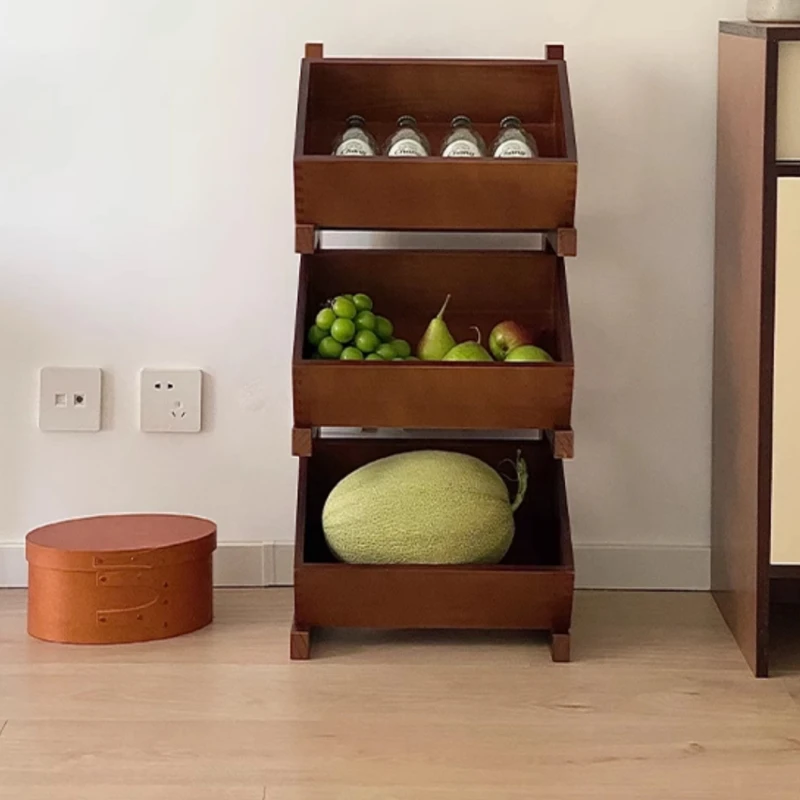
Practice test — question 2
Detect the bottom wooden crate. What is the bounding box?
[292,438,575,662]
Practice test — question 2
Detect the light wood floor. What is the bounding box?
[2,589,800,799]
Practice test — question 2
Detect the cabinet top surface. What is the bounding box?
[721,20,800,39]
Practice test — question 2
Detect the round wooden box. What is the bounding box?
[26,514,216,644]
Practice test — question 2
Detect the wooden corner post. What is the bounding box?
[304,43,324,59]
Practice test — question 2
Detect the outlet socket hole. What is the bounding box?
[73,393,86,407]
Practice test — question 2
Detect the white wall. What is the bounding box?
[0,0,743,586]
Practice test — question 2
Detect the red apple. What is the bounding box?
[488,321,534,361]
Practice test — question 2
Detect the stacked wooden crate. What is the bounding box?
[290,42,578,662]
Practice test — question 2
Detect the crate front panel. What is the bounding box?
[292,250,574,430]
[295,59,577,230]
[294,438,574,631]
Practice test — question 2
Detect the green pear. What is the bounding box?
[442,327,493,362]
[505,345,554,363]
[442,342,493,362]
[417,294,457,361]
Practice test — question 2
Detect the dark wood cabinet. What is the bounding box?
[712,21,800,677]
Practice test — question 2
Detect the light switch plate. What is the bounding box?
[39,367,102,432]
[140,369,203,433]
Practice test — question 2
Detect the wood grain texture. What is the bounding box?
[289,619,310,660]
[545,227,578,257]
[295,158,577,231]
[291,427,314,458]
[4,589,800,797]
[294,58,577,231]
[25,515,216,646]
[293,438,574,659]
[547,428,575,460]
[293,250,574,430]
[711,32,771,677]
[294,223,317,254]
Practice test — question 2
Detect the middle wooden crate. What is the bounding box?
[293,249,574,431]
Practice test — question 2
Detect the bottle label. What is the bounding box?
[494,139,534,159]
[442,140,482,158]
[336,139,374,157]
[388,138,428,157]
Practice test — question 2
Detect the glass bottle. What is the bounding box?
[384,115,430,157]
[332,115,378,157]
[492,116,539,159]
[440,115,487,158]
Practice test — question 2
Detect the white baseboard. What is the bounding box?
[0,545,26,587]
[0,542,708,590]
[573,544,710,590]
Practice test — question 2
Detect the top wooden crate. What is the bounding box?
[294,47,577,232]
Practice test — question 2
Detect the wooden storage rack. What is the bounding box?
[291,42,578,662]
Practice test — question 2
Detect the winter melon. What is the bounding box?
[321,450,527,565]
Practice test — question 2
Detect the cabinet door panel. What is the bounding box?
[778,43,800,161]
[772,178,800,564]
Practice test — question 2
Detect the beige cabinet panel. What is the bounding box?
[778,43,800,161]
[772,178,800,564]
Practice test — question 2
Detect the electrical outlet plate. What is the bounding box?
[39,367,102,432]
[140,369,203,433]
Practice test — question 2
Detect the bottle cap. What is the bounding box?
[451,115,472,128]
[346,115,366,128]
[500,115,523,128]
[397,115,417,128]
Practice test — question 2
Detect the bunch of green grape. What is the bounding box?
[307,294,415,361]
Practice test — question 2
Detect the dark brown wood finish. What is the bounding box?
[289,42,578,664]
[720,21,800,41]
[293,250,574,431]
[295,159,577,232]
[295,224,317,255]
[711,31,773,677]
[293,438,574,659]
[291,427,314,458]
[770,564,800,580]
[294,56,577,231]
[546,228,578,257]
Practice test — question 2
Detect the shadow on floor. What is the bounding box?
[769,603,800,675]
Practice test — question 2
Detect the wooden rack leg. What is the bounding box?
[290,620,312,660]
[546,43,565,60]
[547,428,575,460]
[295,224,318,255]
[545,228,578,258]
[304,42,324,59]
[292,426,315,457]
[550,631,571,663]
